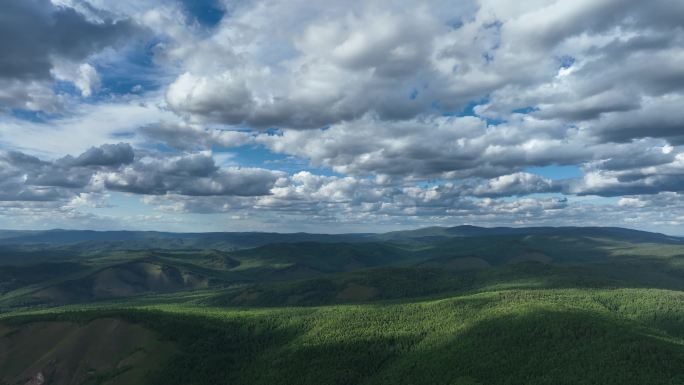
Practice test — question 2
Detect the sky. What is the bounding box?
[1,0,684,234]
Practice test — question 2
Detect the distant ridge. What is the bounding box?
[0,225,681,250]
[378,225,684,243]
[0,229,373,250]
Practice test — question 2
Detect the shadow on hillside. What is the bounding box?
[204,260,684,308]
[364,308,684,385]
[8,301,684,385]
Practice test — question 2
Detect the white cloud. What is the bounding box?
[52,62,102,97]
[0,92,177,157]
[2,0,684,232]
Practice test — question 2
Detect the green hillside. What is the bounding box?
[3,288,684,385]
[1,226,684,384]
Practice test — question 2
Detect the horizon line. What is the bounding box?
[0,224,679,237]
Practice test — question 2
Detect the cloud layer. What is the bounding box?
[1,0,683,233]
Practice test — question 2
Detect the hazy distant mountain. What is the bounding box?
[0,229,373,250]
[1,226,680,250]
[376,225,684,244]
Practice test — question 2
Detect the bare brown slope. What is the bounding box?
[31,261,210,305]
[0,318,174,385]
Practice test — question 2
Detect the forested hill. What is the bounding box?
[3,225,684,384]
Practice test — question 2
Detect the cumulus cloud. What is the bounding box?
[157,0,684,134]
[588,95,684,144]
[152,170,564,221]
[99,152,281,196]
[67,142,135,167]
[0,145,281,202]
[162,1,480,128]
[139,122,253,150]
[2,0,684,232]
[470,173,558,197]
[258,116,500,178]
[0,0,141,109]
[566,151,684,197]
[256,114,681,182]
[52,62,102,97]
[0,0,137,80]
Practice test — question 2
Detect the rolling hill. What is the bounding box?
[1,225,684,384]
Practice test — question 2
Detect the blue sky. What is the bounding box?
[1,0,683,234]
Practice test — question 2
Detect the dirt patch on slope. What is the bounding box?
[336,283,379,302]
[0,318,174,385]
[31,261,210,305]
